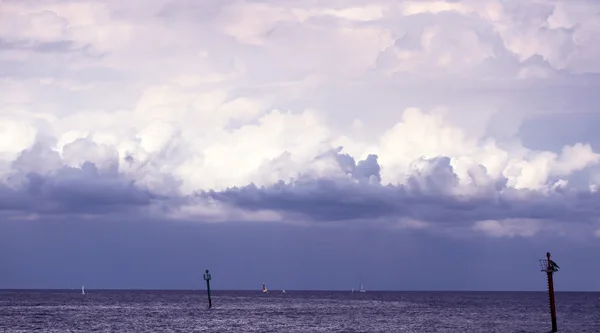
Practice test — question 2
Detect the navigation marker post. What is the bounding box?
[203,269,212,308]
[539,252,559,332]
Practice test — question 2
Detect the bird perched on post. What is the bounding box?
[549,259,560,271]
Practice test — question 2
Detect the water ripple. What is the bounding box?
[0,290,598,332]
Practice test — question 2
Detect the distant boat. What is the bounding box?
[359,280,366,293]
[262,283,268,293]
[282,290,286,293]
[81,285,85,295]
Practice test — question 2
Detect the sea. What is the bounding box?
[0,290,598,332]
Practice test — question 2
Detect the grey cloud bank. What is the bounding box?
[2,143,599,240]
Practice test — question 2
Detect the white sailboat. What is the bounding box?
[359,280,366,293]
[81,285,85,295]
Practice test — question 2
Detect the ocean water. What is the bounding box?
[0,290,598,332]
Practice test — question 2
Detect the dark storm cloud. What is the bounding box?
[202,151,600,226]
[0,142,158,216]
[0,164,155,215]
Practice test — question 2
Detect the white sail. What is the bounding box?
[359,280,366,292]
[81,285,85,295]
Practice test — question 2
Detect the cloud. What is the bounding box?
[199,150,600,237]
[473,219,544,238]
[1,140,156,216]
[2,0,600,240]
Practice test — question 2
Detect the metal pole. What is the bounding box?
[203,269,212,308]
[546,253,557,332]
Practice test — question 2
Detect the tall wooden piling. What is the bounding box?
[539,252,559,332]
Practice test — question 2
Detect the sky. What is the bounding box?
[1,0,600,291]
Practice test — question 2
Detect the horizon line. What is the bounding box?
[1,288,598,293]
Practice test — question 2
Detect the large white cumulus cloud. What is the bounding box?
[2,0,600,239]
